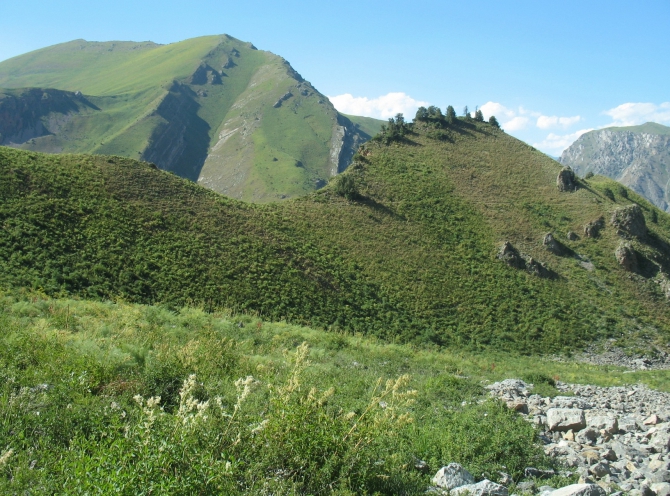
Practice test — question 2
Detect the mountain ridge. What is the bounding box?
[0,35,368,201]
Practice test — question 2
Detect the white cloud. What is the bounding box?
[533,128,594,155]
[328,92,429,120]
[478,102,529,130]
[479,101,579,132]
[505,116,530,131]
[536,115,581,129]
[603,102,670,127]
[479,102,516,120]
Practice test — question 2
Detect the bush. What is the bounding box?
[603,187,615,201]
[584,171,594,179]
[334,174,358,200]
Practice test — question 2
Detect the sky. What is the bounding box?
[1,1,669,156]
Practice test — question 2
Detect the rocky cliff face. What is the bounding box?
[560,123,670,211]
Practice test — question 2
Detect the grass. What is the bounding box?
[6,289,669,493]
[0,35,367,201]
[343,114,386,139]
[2,118,670,355]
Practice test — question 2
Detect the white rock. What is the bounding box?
[451,479,508,496]
[547,408,586,432]
[652,482,670,496]
[587,414,619,434]
[432,463,475,490]
[550,483,607,496]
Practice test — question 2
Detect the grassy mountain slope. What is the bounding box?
[0,36,366,201]
[1,118,670,353]
[343,113,386,138]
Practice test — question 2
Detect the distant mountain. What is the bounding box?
[560,122,670,211]
[0,35,369,202]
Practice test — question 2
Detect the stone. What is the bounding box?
[498,472,513,486]
[649,470,670,483]
[451,480,508,496]
[567,231,579,241]
[550,483,607,496]
[544,232,564,255]
[590,461,610,478]
[582,450,601,465]
[547,408,587,432]
[610,204,647,239]
[644,415,661,426]
[588,415,619,435]
[507,399,528,414]
[563,429,576,442]
[515,481,535,492]
[557,166,578,192]
[601,449,617,461]
[651,482,670,496]
[497,242,525,269]
[432,463,475,490]
[576,427,599,445]
[584,217,605,238]
[615,242,638,272]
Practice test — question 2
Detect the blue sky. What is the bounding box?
[2,1,669,155]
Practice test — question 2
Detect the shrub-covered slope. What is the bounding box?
[1,117,670,352]
[0,35,366,201]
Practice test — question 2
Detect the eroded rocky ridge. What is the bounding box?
[560,124,670,211]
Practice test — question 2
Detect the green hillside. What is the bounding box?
[0,35,367,201]
[2,116,670,353]
[343,113,386,138]
[605,121,670,135]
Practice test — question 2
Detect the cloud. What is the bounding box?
[505,116,530,131]
[479,101,579,132]
[533,128,594,155]
[603,102,670,127]
[328,92,429,120]
[479,102,530,130]
[479,102,516,120]
[536,115,581,129]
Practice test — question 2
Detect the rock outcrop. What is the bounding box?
[557,166,578,192]
[498,242,553,278]
[584,217,605,238]
[615,242,638,272]
[610,204,647,239]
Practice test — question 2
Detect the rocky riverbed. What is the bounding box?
[485,379,670,495]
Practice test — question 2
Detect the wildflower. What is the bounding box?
[0,449,14,467]
[250,419,268,435]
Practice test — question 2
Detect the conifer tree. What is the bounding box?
[488,115,500,128]
[475,109,484,122]
[446,105,456,123]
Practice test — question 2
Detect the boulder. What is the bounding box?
[432,463,475,490]
[584,217,605,238]
[587,414,619,435]
[610,204,647,239]
[451,480,508,496]
[567,231,579,241]
[547,408,586,432]
[652,482,670,496]
[615,242,637,272]
[557,167,578,192]
[550,484,607,496]
[544,232,564,255]
[497,242,525,269]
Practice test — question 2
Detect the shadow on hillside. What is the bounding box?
[142,83,210,182]
[359,195,406,221]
